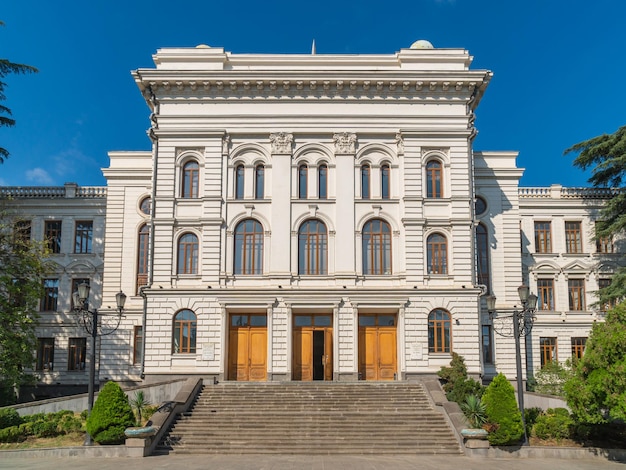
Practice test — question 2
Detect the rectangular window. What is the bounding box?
[596,236,613,254]
[565,221,582,253]
[68,338,86,371]
[598,278,615,311]
[133,326,143,365]
[534,222,552,253]
[540,337,557,368]
[537,279,555,310]
[595,222,613,253]
[571,337,586,360]
[45,220,62,254]
[41,279,59,312]
[74,221,93,254]
[482,325,493,364]
[14,220,31,244]
[568,279,585,311]
[36,338,55,371]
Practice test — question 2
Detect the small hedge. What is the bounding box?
[0,410,83,443]
[0,408,22,430]
[86,381,135,445]
[533,408,574,441]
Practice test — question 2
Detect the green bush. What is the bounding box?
[31,419,58,438]
[524,407,543,438]
[438,353,485,404]
[0,408,22,430]
[86,381,135,445]
[482,373,524,445]
[22,412,45,423]
[0,425,26,443]
[533,408,574,441]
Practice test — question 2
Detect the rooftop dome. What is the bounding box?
[196,44,211,49]
[410,39,434,49]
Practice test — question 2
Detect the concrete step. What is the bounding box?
[157,381,462,455]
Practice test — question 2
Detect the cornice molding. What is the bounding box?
[138,77,487,102]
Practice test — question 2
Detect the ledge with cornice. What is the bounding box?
[133,73,491,107]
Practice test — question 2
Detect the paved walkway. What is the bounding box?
[1,454,624,470]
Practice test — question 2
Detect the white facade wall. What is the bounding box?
[3,43,624,394]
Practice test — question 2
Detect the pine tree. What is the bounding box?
[0,20,38,163]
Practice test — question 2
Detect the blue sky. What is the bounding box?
[1,0,624,188]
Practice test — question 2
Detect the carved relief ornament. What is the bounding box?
[333,132,357,154]
[270,132,293,154]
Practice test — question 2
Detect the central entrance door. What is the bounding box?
[293,314,333,381]
[228,314,267,381]
[358,314,397,380]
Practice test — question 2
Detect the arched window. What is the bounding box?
[235,164,245,200]
[255,164,264,199]
[139,196,151,215]
[177,233,198,275]
[234,219,263,275]
[427,233,447,275]
[298,220,328,275]
[381,164,390,199]
[172,309,197,354]
[298,164,308,199]
[361,164,371,199]
[476,223,490,289]
[362,219,391,275]
[137,224,149,293]
[318,164,328,199]
[426,160,443,198]
[182,161,199,198]
[428,309,451,353]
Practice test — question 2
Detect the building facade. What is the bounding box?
[1,41,623,397]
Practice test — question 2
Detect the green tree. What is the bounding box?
[564,303,626,424]
[0,204,49,405]
[86,381,135,445]
[1,20,38,163]
[564,125,626,305]
[482,373,524,445]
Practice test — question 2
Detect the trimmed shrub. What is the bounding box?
[86,381,135,445]
[0,408,22,430]
[0,425,25,443]
[524,407,543,438]
[533,408,574,441]
[438,353,485,404]
[482,373,524,445]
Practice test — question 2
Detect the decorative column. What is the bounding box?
[269,132,293,277]
[333,132,357,277]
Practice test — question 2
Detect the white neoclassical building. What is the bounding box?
[2,40,623,398]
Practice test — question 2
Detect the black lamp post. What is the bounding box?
[72,282,126,445]
[485,284,537,445]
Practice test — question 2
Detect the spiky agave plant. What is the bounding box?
[461,394,487,429]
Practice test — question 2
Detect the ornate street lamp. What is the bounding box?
[485,285,537,445]
[72,282,126,445]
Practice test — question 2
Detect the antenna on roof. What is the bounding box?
[311,39,316,55]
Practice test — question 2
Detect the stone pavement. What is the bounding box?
[0,454,624,470]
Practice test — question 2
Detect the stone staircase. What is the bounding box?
[156,381,462,455]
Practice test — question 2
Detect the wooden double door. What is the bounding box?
[358,314,397,380]
[292,314,333,381]
[228,314,267,381]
